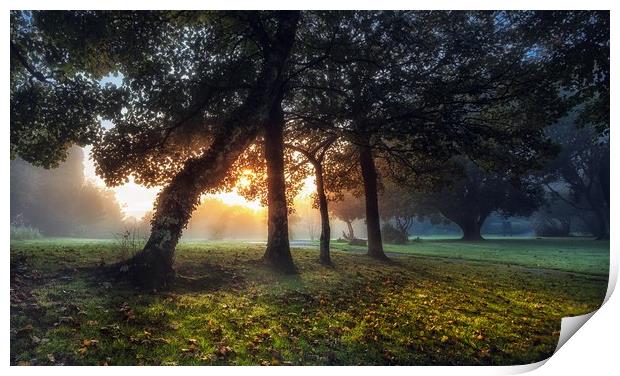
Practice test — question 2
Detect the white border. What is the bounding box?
[2,1,617,375]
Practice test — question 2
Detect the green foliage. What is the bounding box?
[11,239,607,365]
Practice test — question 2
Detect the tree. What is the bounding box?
[290,11,573,259]
[135,12,301,284]
[378,181,437,244]
[10,11,116,169]
[329,191,365,242]
[530,11,609,136]
[543,116,609,239]
[11,10,302,287]
[285,133,339,264]
[419,160,544,241]
[531,12,609,235]
[531,193,578,237]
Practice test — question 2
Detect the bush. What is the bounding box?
[114,227,147,260]
[10,225,42,240]
[348,238,367,246]
[532,218,571,237]
[382,222,409,244]
[534,222,570,237]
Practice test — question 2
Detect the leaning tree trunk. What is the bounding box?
[128,12,300,288]
[314,163,332,265]
[357,141,389,260]
[130,126,261,288]
[344,220,355,241]
[262,101,296,273]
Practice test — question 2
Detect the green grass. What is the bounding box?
[332,237,610,276]
[10,238,608,366]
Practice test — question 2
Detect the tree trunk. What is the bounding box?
[314,163,332,265]
[262,101,296,273]
[128,12,300,288]
[343,220,354,240]
[592,208,610,240]
[459,216,484,241]
[129,126,261,288]
[442,211,486,241]
[600,147,610,209]
[346,220,354,240]
[358,141,389,260]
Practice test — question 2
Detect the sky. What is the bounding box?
[82,146,316,219]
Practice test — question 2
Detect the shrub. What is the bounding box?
[113,226,147,260]
[382,222,409,244]
[10,225,42,240]
[348,238,367,246]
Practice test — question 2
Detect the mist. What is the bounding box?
[9,144,603,242]
[9,147,367,241]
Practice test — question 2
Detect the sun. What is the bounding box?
[210,190,264,211]
[299,175,317,197]
[83,148,317,218]
[82,147,267,218]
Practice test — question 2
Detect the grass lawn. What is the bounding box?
[331,237,610,276]
[10,238,608,366]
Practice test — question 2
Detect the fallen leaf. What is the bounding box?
[16,324,34,335]
[214,345,233,358]
[57,316,76,325]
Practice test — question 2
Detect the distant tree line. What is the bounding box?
[10,147,125,237]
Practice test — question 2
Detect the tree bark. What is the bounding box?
[600,147,610,209]
[459,216,484,241]
[314,163,332,265]
[284,138,336,265]
[262,101,297,273]
[357,141,389,260]
[442,211,487,241]
[129,126,262,288]
[592,207,609,240]
[127,12,300,288]
[344,221,355,240]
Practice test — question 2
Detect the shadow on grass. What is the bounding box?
[10,243,609,365]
